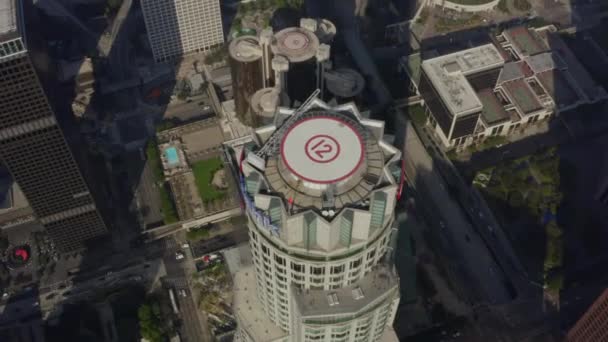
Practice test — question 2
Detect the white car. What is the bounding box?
[175,251,185,260]
[179,289,187,297]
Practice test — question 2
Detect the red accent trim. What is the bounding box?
[304,134,341,163]
[238,149,245,174]
[397,158,406,200]
[280,116,365,184]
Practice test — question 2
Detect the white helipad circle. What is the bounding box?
[280,116,365,184]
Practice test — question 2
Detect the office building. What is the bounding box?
[0,0,107,251]
[404,25,607,150]
[229,97,402,342]
[141,0,224,63]
[229,36,264,126]
[567,288,608,342]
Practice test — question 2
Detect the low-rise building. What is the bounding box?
[403,25,608,150]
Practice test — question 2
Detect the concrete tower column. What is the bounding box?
[316,44,331,99]
[259,28,274,88]
[272,55,289,92]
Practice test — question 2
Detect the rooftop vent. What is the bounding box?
[352,287,365,300]
[327,293,339,306]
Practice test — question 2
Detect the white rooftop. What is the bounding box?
[233,266,288,342]
[229,36,262,62]
[280,116,365,184]
[422,44,505,116]
[0,0,17,36]
[271,27,319,63]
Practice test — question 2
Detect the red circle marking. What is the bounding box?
[304,134,340,163]
[280,116,365,184]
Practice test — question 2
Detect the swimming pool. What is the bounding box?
[164,147,179,165]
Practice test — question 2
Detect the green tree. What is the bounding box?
[138,302,167,342]
[159,184,178,224]
[145,140,164,182]
[186,227,210,242]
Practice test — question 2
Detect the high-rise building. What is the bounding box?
[567,288,608,342]
[141,0,224,63]
[228,96,402,342]
[0,0,107,251]
[229,36,264,126]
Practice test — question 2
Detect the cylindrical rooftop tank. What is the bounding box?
[229,36,264,126]
[250,87,280,126]
[315,18,337,45]
[271,27,320,105]
[324,68,365,104]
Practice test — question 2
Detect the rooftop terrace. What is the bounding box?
[421,44,505,117]
[293,265,399,319]
[478,89,510,125]
[504,26,548,57]
[502,78,544,115]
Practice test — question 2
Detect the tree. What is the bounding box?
[145,140,164,182]
[186,227,210,242]
[176,86,191,101]
[138,301,167,342]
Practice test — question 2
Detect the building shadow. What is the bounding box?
[382,0,608,339]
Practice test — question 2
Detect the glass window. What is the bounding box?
[291,262,304,273]
[274,254,285,265]
[311,266,325,275]
[331,265,345,274]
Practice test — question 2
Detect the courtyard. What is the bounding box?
[148,118,238,223]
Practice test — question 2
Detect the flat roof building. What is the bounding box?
[409,25,608,150]
[229,97,402,342]
[141,0,224,63]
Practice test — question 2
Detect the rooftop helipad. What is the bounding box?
[260,108,386,209]
[280,116,365,184]
[271,27,319,63]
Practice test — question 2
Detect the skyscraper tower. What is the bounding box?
[230,96,402,342]
[0,0,107,251]
[141,0,224,63]
[229,36,264,126]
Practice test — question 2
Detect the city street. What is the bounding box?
[164,241,212,342]
[396,113,512,304]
